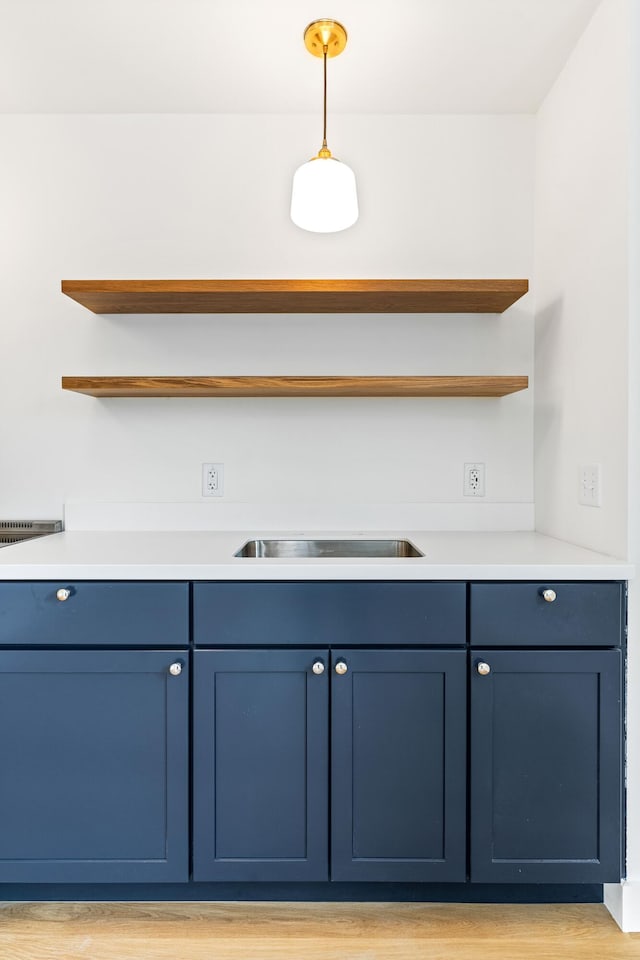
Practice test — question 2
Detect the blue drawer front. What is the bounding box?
[470,582,624,647]
[193,582,466,647]
[0,582,189,647]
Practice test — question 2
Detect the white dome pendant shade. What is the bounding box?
[291,19,358,233]
[291,155,358,233]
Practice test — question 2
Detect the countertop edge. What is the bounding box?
[0,563,632,581]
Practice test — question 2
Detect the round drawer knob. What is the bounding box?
[56,588,71,602]
[335,661,348,676]
[168,662,183,677]
[312,660,325,675]
[542,589,557,603]
[477,661,491,676]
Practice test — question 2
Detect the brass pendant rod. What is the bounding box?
[322,45,328,150]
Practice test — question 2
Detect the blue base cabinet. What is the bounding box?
[470,649,623,883]
[0,578,625,891]
[0,650,189,882]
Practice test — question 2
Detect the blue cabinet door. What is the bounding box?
[0,650,188,882]
[193,649,329,881]
[331,649,467,881]
[471,649,623,882]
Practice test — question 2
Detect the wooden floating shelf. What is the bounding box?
[61,376,529,399]
[61,279,529,315]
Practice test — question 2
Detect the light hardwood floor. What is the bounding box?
[0,902,638,960]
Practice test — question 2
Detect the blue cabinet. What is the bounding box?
[191,583,470,883]
[470,649,622,883]
[0,650,189,882]
[331,649,466,881]
[193,647,467,883]
[193,649,329,881]
[0,578,624,891]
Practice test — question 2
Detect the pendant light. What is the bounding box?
[290,19,358,233]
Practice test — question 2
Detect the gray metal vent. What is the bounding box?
[0,520,63,547]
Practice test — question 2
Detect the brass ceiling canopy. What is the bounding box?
[303,19,348,58]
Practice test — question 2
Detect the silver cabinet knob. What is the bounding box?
[542,589,557,603]
[168,662,183,676]
[56,588,71,602]
[335,660,348,676]
[312,660,325,675]
[477,661,491,676]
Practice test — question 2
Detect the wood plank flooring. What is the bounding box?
[0,902,638,960]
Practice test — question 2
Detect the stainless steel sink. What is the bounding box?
[234,538,424,558]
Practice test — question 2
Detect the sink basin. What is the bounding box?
[234,538,424,559]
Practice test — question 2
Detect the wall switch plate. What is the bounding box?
[202,463,224,497]
[464,462,485,497]
[579,464,601,507]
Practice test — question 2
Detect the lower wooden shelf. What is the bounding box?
[61,376,528,398]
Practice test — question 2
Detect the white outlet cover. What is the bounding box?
[463,462,486,497]
[579,463,601,507]
[202,462,224,498]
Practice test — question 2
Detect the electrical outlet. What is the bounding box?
[579,464,601,507]
[202,463,224,498]
[464,462,485,497]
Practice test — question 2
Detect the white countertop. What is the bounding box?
[0,530,632,580]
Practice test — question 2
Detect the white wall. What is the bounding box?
[612,0,640,932]
[0,114,534,525]
[533,0,639,931]
[533,0,629,558]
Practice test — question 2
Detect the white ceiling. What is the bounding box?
[0,0,601,114]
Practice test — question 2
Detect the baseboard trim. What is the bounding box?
[604,881,640,932]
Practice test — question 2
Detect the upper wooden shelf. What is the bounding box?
[61,375,528,398]
[61,279,529,315]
